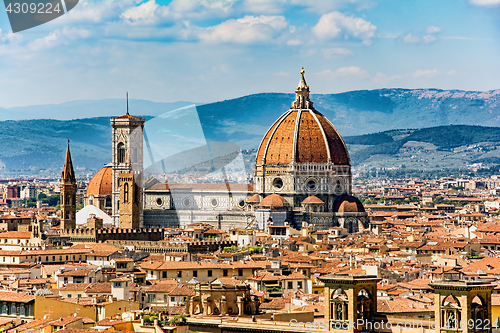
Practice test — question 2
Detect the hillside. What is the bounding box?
[344,125,500,171]
[1,87,500,177]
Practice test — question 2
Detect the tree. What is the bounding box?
[38,193,47,200]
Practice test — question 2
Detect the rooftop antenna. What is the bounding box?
[126,92,129,115]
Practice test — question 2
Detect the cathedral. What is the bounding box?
[77,69,367,233]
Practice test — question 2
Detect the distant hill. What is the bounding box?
[344,125,500,171]
[1,88,500,177]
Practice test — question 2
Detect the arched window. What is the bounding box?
[105,196,112,207]
[2,303,7,314]
[124,183,129,203]
[117,143,126,164]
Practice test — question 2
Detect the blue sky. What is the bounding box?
[0,0,500,108]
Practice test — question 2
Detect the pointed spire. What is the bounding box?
[291,67,313,109]
[61,140,76,184]
[126,92,129,115]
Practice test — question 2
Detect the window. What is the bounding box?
[208,270,212,277]
[162,272,167,279]
[171,297,175,302]
[223,269,228,277]
[193,270,197,277]
[114,282,122,288]
[238,269,243,276]
[148,294,156,303]
[298,281,303,289]
[117,142,126,164]
[124,183,129,203]
[177,271,182,278]
[68,294,72,298]
[288,281,293,289]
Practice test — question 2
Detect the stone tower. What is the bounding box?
[118,172,140,229]
[430,281,494,333]
[320,274,380,333]
[60,141,77,230]
[111,95,145,227]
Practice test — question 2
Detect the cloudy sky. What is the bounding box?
[0,0,500,108]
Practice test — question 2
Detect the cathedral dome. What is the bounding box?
[256,69,349,166]
[333,194,365,213]
[258,194,289,209]
[87,165,112,196]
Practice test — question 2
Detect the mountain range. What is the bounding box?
[2,88,500,177]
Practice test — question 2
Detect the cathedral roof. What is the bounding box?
[86,166,112,197]
[256,69,350,166]
[61,141,76,184]
[258,194,289,209]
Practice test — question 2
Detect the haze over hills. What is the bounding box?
[1,87,500,177]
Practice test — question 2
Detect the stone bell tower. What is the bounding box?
[320,274,380,333]
[111,94,145,227]
[430,281,494,333]
[60,141,77,231]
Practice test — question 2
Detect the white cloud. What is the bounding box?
[426,25,441,34]
[198,15,287,43]
[322,47,353,58]
[413,69,439,78]
[286,39,302,45]
[122,0,160,25]
[403,33,420,43]
[470,0,500,6]
[312,11,376,44]
[28,32,60,51]
[422,34,436,43]
[317,66,369,78]
[157,0,237,21]
[243,0,287,14]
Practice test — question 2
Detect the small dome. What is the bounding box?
[302,195,324,204]
[247,194,261,203]
[87,166,112,196]
[35,288,53,296]
[258,194,289,209]
[333,195,365,213]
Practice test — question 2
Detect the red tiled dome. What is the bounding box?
[256,70,349,166]
[334,195,365,213]
[258,194,289,208]
[86,166,112,196]
[302,195,324,204]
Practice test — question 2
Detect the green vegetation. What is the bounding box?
[223,245,263,254]
[169,314,187,326]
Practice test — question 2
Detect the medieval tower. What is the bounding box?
[60,141,77,230]
[111,95,145,227]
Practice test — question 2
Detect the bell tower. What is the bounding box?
[60,141,77,230]
[111,94,145,227]
[430,281,494,333]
